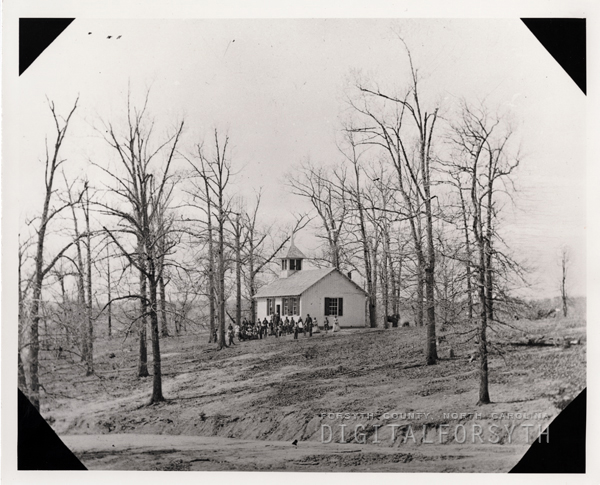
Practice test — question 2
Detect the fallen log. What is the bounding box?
[508,341,555,347]
[504,336,581,347]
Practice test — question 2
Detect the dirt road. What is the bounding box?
[62,433,529,472]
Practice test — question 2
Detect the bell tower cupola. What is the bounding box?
[280,236,306,278]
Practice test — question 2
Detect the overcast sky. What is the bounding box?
[16,18,586,298]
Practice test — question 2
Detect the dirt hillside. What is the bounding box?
[38,315,586,471]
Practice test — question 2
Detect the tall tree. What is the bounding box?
[348,40,439,362]
[341,133,378,328]
[97,91,184,402]
[83,181,94,375]
[232,208,245,327]
[447,101,520,404]
[27,97,81,410]
[187,130,232,350]
[65,176,88,365]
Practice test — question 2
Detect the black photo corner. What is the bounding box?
[19,18,75,76]
[18,389,86,470]
[510,388,586,473]
[15,16,586,473]
[521,18,586,94]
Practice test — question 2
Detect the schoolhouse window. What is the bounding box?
[296,259,302,270]
[291,297,299,315]
[267,298,274,315]
[282,259,288,270]
[282,298,289,315]
[324,297,344,316]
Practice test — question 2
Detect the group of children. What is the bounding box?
[222,314,340,345]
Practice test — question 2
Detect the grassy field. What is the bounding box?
[37,314,586,472]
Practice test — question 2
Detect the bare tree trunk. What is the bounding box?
[159,274,169,337]
[484,240,494,323]
[330,234,340,270]
[206,184,216,342]
[415,255,424,327]
[452,175,474,321]
[422,123,438,365]
[147,263,164,403]
[138,259,149,378]
[371,241,379,328]
[561,250,568,317]
[58,273,70,345]
[30,226,49,409]
[458,187,474,321]
[382,235,390,327]
[390,258,398,317]
[362,236,376,328]
[485,171,494,323]
[107,245,112,338]
[352,159,376,328]
[472,169,490,405]
[29,284,42,410]
[476,245,490,404]
[249,242,257,323]
[235,214,242,327]
[84,183,94,375]
[18,352,28,392]
[217,196,227,349]
[69,201,87,362]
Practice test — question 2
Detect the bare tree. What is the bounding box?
[155,192,175,338]
[27,97,80,410]
[288,162,350,270]
[186,129,233,350]
[348,40,439,362]
[83,182,94,375]
[365,161,397,327]
[341,134,378,328]
[185,169,218,342]
[97,91,184,403]
[232,208,245,327]
[64,175,90,368]
[447,101,521,405]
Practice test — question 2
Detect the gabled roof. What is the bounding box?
[283,240,306,259]
[254,268,335,298]
[254,267,368,298]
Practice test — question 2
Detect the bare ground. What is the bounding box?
[37,315,586,472]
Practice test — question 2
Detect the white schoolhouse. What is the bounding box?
[254,241,367,328]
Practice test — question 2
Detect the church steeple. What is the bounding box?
[280,235,306,278]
